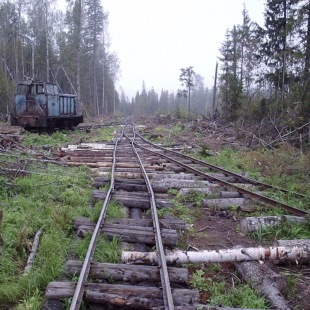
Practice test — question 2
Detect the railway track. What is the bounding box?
[44,123,309,309]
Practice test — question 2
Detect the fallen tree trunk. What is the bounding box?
[273,239,310,264]
[65,260,188,284]
[122,245,310,264]
[235,260,290,309]
[240,215,307,233]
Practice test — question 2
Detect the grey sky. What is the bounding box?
[103,0,265,99]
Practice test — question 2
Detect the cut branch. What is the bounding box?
[24,228,43,275]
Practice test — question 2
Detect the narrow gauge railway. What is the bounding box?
[44,123,309,309]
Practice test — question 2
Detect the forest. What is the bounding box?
[1,0,310,128]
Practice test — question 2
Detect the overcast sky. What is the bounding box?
[102,0,266,99]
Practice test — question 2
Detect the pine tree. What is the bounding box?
[218,28,242,120]
[260,0,299,100]
[179,66,195,118]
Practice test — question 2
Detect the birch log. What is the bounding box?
[240,215,307,233]
[272,239,310,264]
[122,245,310,264]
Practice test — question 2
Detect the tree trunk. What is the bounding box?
[240,215,307,233]
[235,260,290,309]
[122,245,310,264]
[200,198,246,209]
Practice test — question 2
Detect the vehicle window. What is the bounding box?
[16,84,27,94]
[45,84,53,94]
[36,84,44,94]
[53,85,59,95]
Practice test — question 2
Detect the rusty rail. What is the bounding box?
[69,126,125,310]
[124,125,174,309]
[132,132,309,217]
[136,132,310,199]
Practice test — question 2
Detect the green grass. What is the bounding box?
[73,234,121,263]
[22,130,72,146]
[251,218,310,242]
[157,200,199,223]
[0,126,119,308]
[191,269,268,309]
[0,162,91,307]
[92,200,126,221]
[21,126,116,148]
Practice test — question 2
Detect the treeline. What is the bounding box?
[2,0,310,126]
[118,78,215,118]
[218,0,310,125]
[0,0,119,116]
[120,0,310,126]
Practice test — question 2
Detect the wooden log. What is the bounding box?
[273,239,310,264]
[200,198,246,209]
[204,173,238,182]
[273,239,310,248]
[94,177,168,193]
[220,191,244,198]
[45,282,200,308]
[95,177,145,184]
[149,172,198,180]
[77,223,178,246]
[240,215,307,233]
[121,245,310,264]
[178,188,214,196]
[93,190,174,209]
[150,180,213,190]
[64,260,188,284]
[96,171,144,179]
[235,260,290,309]
[72,217,187,231]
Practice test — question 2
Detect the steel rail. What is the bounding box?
[69,126,126,310]
[131,137,309,217]
[136,132,310,199]
[125,125,175,310]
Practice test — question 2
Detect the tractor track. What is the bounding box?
[43,123,310,310]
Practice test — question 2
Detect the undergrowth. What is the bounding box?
[0,125,117,308]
